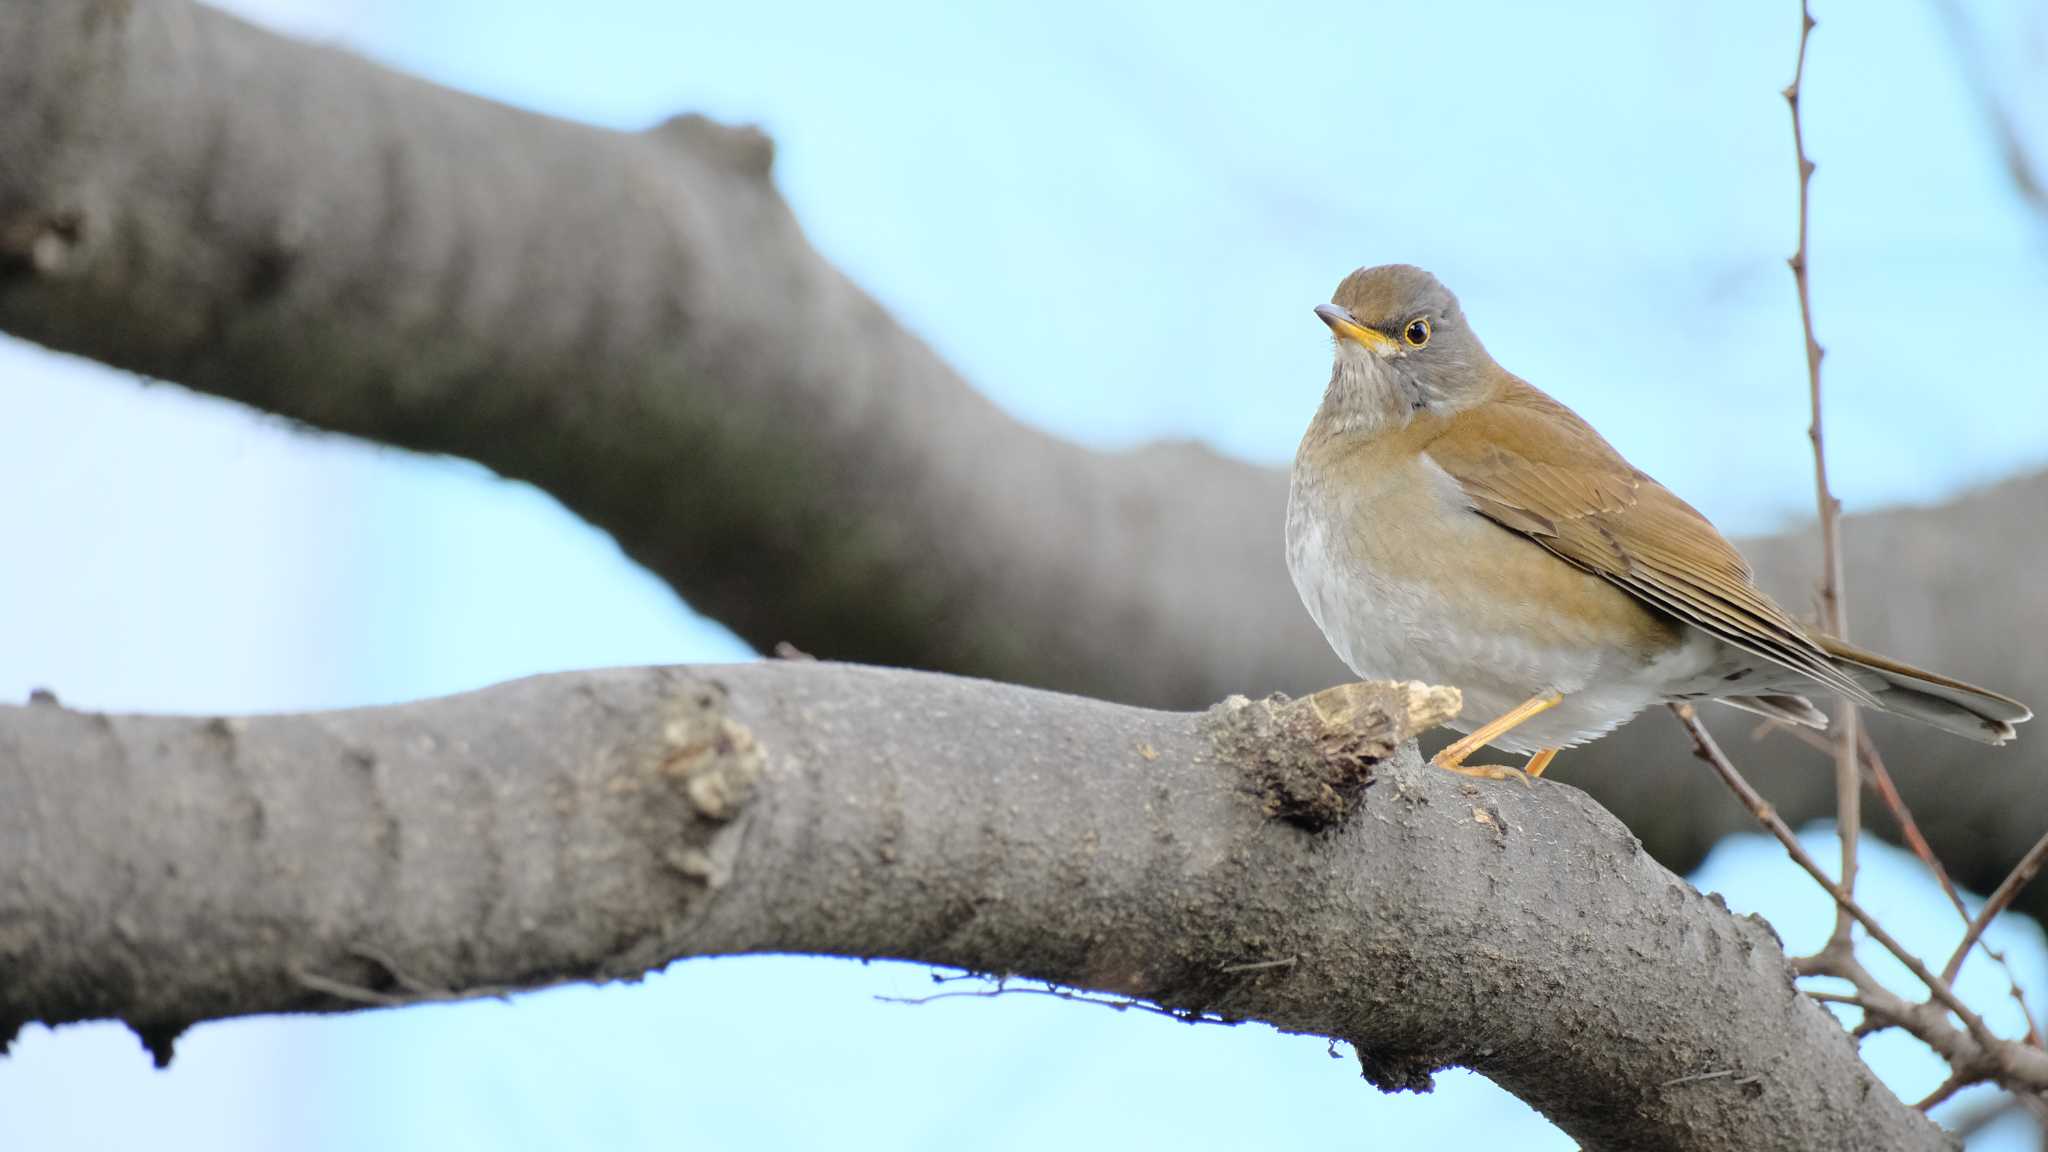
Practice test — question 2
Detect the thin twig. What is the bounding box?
[1668,704,2004,1054]
[928,969,995,984]
[295,944,517,1007]
[1747,51,2048,1055]
[292,967,413,1007]
[1859,733,1966,915]
[1936,1090,2048,1139]
[1944,829,2048,984]
[876,982,1238,1026]
[1761,716,2046,1043]
[1783,0,1861,948]
[1926,0,2048,216]
[1862,734,2046,1046]
[290,964,519,1008]
[1941,1091,2032,1140]
[1673,704,2048,1099]
[1915,1071,1970,1113]
[347,943,453,998]
[1761,719,1955,908]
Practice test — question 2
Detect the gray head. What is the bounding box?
[1314,264,1499,432]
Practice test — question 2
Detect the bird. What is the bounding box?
[1285,263,2031,781]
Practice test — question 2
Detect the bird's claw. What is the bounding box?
[1431,759,1534,787]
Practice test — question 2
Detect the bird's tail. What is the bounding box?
[1817,635,2032,746]
[1718,693,1830,730]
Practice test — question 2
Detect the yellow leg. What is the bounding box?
[1430,693,1564,782]
[1524,748,1559,778]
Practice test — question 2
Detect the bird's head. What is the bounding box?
[1315,264,1499,432]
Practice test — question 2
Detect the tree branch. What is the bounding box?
[1781,0,1864,951]
[0,0,1297,710]
[2,1,2044,918]
[0,664,1945,1151]
[1671,704,2048,1106]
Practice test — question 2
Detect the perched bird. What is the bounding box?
[1286,264,2031,780]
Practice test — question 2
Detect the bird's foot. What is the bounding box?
[1428,694,1562,787]
[1431,756,1533,787]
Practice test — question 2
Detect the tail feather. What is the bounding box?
[1816,635,2031,746]
[1718,693,1830,730]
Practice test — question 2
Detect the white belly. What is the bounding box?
[1284,455,1716,753]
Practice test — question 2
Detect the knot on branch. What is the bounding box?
[1202,681,1460,831]
[1353,1041,1443,1094]
[656,688,763,825]
[648,113,776,180]
[610,679,768,893]
[0,208,85,279]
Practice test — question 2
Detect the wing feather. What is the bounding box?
[1426,379,1877,704]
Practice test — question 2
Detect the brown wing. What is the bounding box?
[1425,379,1877,704]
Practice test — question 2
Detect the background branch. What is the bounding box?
[1782,0,1863,951]
[0,664,1945,1152]
[2,1,2045,917]
[1928,0,2048,219]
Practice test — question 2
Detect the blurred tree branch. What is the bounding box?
[1930,0,2048,218]
[0,663,1949,1151]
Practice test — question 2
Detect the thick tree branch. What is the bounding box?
[0,0,1289,710]
[1,1,2043,915]
[0,663,1946,1151]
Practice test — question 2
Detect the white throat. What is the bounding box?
[1322,345,1420,439]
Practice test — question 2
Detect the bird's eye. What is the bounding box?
[1403,318,1432,348]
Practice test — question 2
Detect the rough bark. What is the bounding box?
[0,664,1948,1151]
[0,1,2042,910]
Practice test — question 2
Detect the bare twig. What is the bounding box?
[928,969,995,985]
[876,982,1239,1026]
[1673,702,2048,1108]
[1667,705,2008,1057]
[1762,720,1964,920]
[1783,0,1862,948]
[1863,734,2046,1046]
[292,942,522,1009]
[1936,1090,2012,1139]
[1944,829,2048,985]
[291,967,413,1008]
[1859,733,1967,916]
[1940,1090,2048,1140]
[1914,1072,1970,1113]
[1926,0,2048,216]
[346,943,455,998]
[1766,12,2048,1084]
[1757,718,1955,908]
[1760,717,2045,1044]
[290,963,518,1009]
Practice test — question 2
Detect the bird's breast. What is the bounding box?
[1285,443,1692,748]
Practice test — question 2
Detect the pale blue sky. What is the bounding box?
[2,1,2045,1148]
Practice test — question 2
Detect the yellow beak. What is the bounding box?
[1315,303,1395,352]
